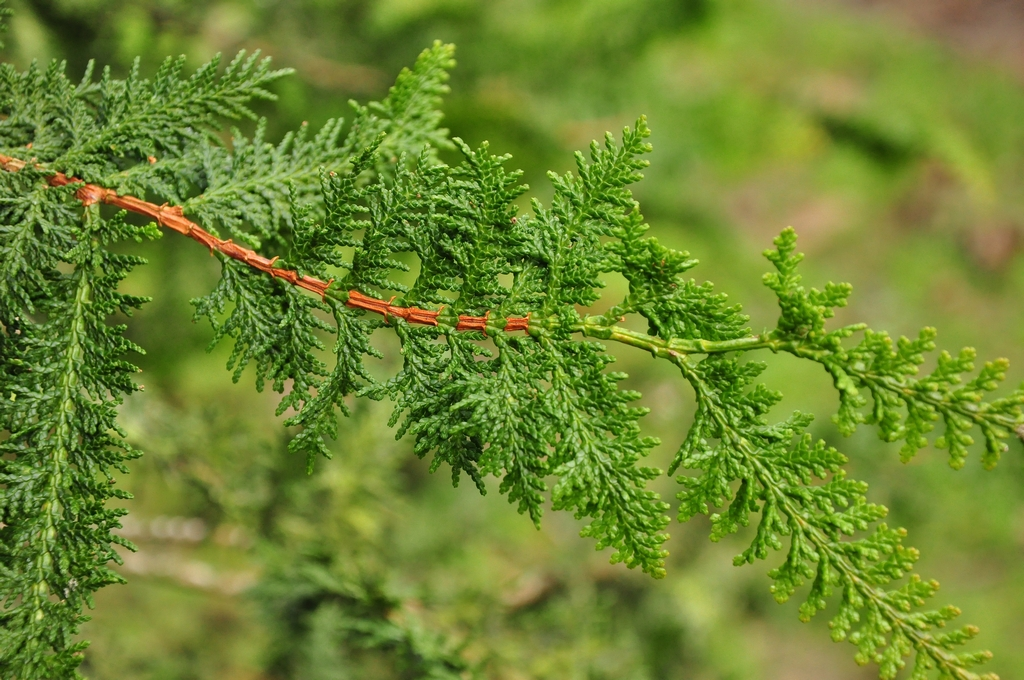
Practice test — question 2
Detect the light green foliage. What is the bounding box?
[1,16,1022,680]
[764,228,1024,471]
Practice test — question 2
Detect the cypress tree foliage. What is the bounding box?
[0,14,1021,680]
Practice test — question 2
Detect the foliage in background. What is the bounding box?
[3,0,1024,679]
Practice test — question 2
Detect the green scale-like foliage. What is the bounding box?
[1,25,1023,680]
[0,206,156,675]
[286,122,674,575]
[0,37,454,678]
[233,109,1020,677]
[0,38,305,676]
[763,230,1024,471]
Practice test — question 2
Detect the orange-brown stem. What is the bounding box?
[0,154,530,334]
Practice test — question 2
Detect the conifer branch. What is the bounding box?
[673,351,996,680]
[2,36,1020,680]
[1,201,148,676]
[2,144,1019,477]
[4,151,1014,475]
[3,147,1018,477]
[0,153,531,333]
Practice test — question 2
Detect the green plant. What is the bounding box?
[0,20,1021,680]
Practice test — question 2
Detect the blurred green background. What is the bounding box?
[4,0,1024,677]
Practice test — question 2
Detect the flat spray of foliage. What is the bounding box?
[0,20,1021,680]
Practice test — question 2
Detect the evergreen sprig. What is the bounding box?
[258,115,1015,676]
[763,227,1024,471]
[0,50,287,181]
[0,27,1020,680]
[672,350,994,680]
[0,205,155,677]
[0,42,292,678]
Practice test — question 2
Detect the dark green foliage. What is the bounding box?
[406,138,531,315]
[0,40,291,678]
[0,169,81,317]
[0,51,286,181]
[295,117,672,575]
[1,21,1022,680]
[178,117,349,248]
[190,43,459,473]
[0,207,155,677]
[261,559,468,680]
